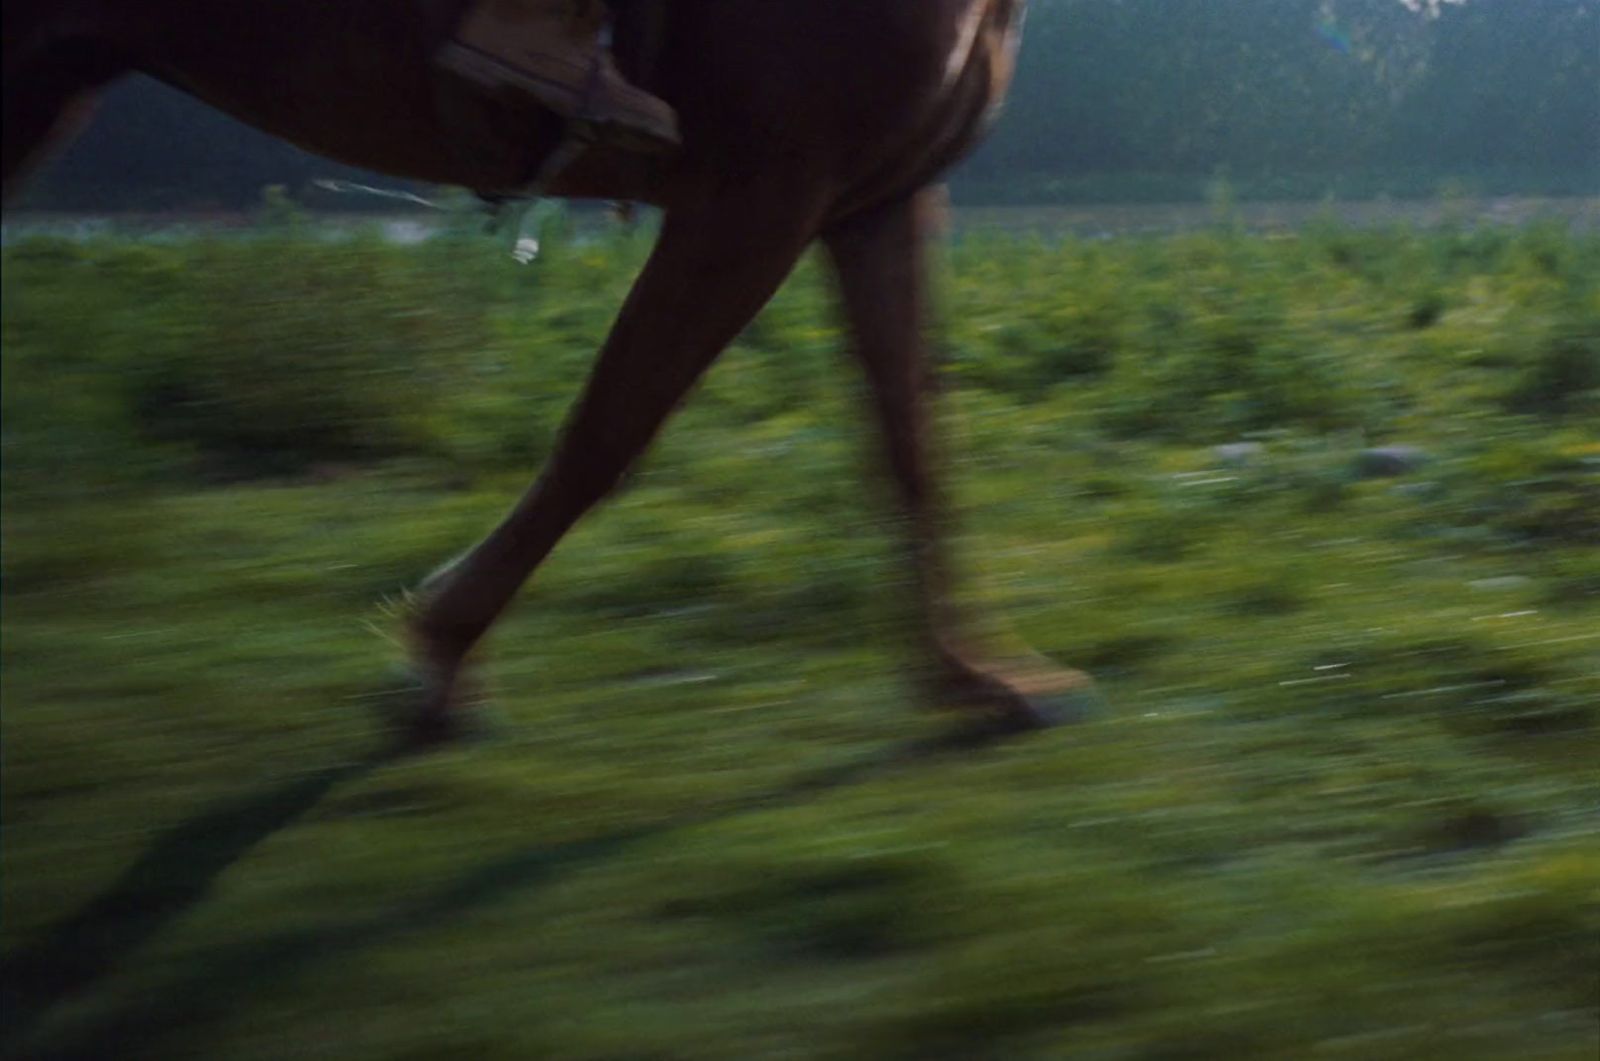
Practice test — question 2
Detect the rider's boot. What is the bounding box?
[439,0,680,154]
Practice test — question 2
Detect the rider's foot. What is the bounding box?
[439,0,681,154]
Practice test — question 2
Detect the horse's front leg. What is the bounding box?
[401,182,827,744]
[824,186,1099,731]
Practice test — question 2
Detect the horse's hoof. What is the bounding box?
[367,666,501,752]
[928,685,1101,750]
[394,704,479,751]
[1009,683,1106,730]
[923,659,1105,736]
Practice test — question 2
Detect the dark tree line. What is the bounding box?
[965,0,1598,198]
[20,0,1600,209]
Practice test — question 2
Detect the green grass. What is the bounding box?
[3,219,1598,1060]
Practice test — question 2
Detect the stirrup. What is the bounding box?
[485,125,593,262]
[480,23,664,262]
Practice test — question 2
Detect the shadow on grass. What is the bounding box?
[7,719,1020,1061]
[0,754,390,1058]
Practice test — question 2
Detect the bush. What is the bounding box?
[1503,302,1600,416]
[127,237,488,474]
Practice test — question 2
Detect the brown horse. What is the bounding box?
[4,0,1095,741]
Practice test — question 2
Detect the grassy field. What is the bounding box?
[3,214,1598,1060]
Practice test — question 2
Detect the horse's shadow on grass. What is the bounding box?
[4,717,1021,1061]
[0,754,387,1055]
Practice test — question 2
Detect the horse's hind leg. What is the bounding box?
[403,185,826,743]
[824,186,1097,730]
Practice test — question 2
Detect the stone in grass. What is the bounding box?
[1355,445,1428,478]
[1469,576,1533,592]
[1421,807,1528,856]
[1214,441,1265,468]
[1389,480,1443,501]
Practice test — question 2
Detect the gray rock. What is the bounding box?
[1214,442,1265,468]
[1356,445,1428,478]
[1469,576,1533,592]
[1389,480,1442,500]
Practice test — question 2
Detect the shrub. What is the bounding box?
[1503,302,1600,416]
[127,238,488,474]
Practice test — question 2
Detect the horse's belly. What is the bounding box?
[135,0,541,188]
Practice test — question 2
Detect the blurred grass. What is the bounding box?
[2,217,1597,1060]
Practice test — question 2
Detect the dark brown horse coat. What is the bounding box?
[4,0,1093,740]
